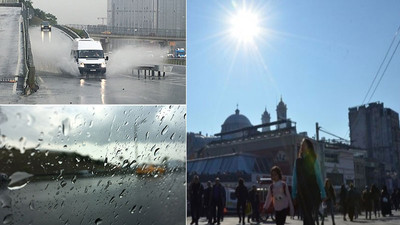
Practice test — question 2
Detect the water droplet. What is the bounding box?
[119,189,126,198]
[109,196,115,204]
[62,118,70,136]
[170,133,175,140]
[60,180,67,188]
[145,132,150,140]
[0,195,11,208]
[71,175,77,184]
[104,157,108,166]
[130,205,137,214]
[29,200,35,210]
[45,151,49,157]
[161,125,168,135]
[58,161,63,164]
[3,214,13,224]
[95,218,103,225]
[138,205,143,213]
[154,148,160,157]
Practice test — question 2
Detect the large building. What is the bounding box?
[188,99,364,189]
[107,0,186,32]
[349,102,400,190]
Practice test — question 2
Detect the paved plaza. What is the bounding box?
[187,210,400,225]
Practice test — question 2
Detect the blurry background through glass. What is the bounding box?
[0,105,186,225]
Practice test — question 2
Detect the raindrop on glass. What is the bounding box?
[154,148,160,157]
[60,180,67,188]
[3,214,13,225]
[95,218,102,225]
[161,125,168,135]
[130,205,137,214]
[71,175,77,184]
[29,201,35,210]
[62,118,70,136]
[119,189,126,198]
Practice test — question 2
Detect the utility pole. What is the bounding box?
[316,122,320,141]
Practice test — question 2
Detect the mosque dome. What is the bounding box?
[221,108,252,134]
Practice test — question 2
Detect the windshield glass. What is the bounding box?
[0,105,186,225]
[78,50,104,58]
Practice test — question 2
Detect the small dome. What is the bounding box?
[221,108,252,133]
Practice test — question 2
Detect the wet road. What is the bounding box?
[0,26,186,104]
[12,69,186,104]
[0,172,185,225]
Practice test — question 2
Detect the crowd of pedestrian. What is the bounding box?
[338,183,400,222]
[188,137,400,225]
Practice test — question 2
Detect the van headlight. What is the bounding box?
[101,62,106,68]
[79,62,85,68]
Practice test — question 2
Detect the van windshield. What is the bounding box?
[78,50,104,58]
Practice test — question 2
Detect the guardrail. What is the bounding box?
[67,24,186,39]
[21,2,38,94]
[54,24,81,39]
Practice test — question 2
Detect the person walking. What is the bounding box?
[248,185,260,223]
[211,177,226,225]
[204,181,213,224]
[235,178,248,225]
[264,166,294,225]
[346,183,357,222]
[339,184,347,221]
[380,185,392,217]
[370,184,381,218]
[362,186,372,220]
[189,175,204,225]
[292,138,326,225]
[324,179,336,225]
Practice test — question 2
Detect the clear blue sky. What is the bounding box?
[187,0,400,140]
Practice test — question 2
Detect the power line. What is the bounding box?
[345,24,400,139]
[368,35,400,103]
[362,24,400,105]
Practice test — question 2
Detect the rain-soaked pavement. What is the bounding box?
[0,172,185,225]
[0,23,186,104]
[187,210,400,225]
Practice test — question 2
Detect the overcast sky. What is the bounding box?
[0,105,186,164]
[32,0,107,25]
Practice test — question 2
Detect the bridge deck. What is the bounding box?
[0,6,22,78]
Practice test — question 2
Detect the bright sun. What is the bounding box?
[229,8,261,43]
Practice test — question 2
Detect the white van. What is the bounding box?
[71,38,108,76]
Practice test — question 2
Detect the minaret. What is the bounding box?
[276,96,287,129]
[261,107,271,132]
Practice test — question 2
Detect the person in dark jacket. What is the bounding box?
[346,184,357,222]
[248,185,260,223]
[324,179,336,225]
[370,184,381,218]
[204,181,213,224]
[189,175,204,225]
[380,185,392,217]
[235,178,248,225]
[339,184,347,221]
[292,138,326,225]
[211,177,226,225]
[362,186,372,220]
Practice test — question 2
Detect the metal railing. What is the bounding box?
[67,24,186,39]
[0,0,19,3]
